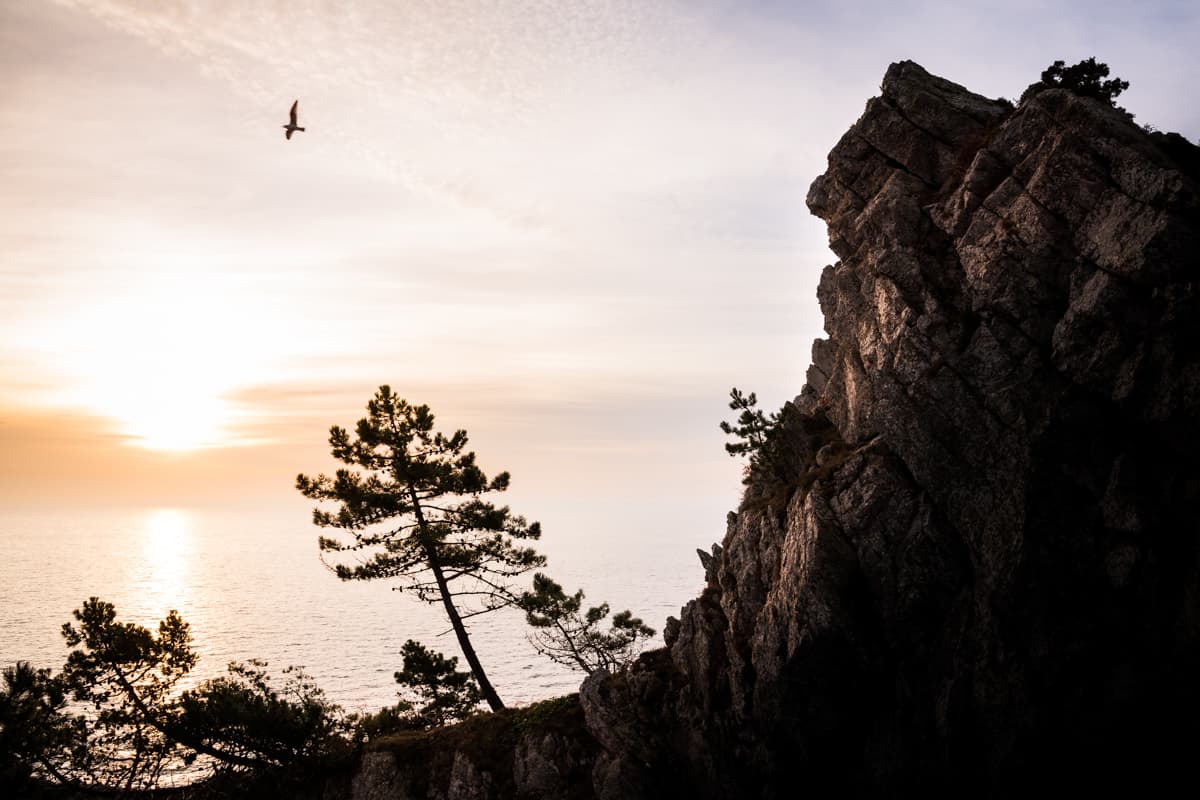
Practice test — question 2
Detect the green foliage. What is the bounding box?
[176,660,348,770]
[297,386,546,710]
[720,387,802,490]
[720,387,774,462]
[347,701,421,742]
[57,597,199,792]
[6,599,349,795]
[0,662,74,792]
[509,694,580,738]
[517,573,656,674]
[392,640,481,727]
[1020,57,1130,110]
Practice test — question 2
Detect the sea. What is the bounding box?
[0,500,720,713]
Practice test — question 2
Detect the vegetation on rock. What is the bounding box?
[517,573,656,674]
[720,387,804,493]
[176,659,346,771]
[392,640,482,727]
[1020,57,1129,111]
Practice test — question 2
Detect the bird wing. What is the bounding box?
[289,100,299,125]
[285,127,294,140]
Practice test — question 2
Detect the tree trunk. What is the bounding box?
[426,553,505,711]
[407,485,506,711]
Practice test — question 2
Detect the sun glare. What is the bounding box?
[117,392,232,452]
[31,244,288,452]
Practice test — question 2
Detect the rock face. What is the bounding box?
[326,698,598,800]
[581,62,1200,796]
[332,62,1200,799]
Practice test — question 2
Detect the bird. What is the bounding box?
[282,100,305,140]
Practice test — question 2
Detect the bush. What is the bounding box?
[720,388,805,491]
[7,599,350,794]
[392,641,482,728]
[0,663,72,793]
[176,660,349,770]
[517,574,655,674]
[347,702,423,742]
[1020,57,1129,111]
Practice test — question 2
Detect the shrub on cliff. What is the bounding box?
[721,387,804,493]
[0,662,73,793]
[1020,57,1130,112]
[517,573,656,674]
[176,660,348,770]
[392,640,482,727]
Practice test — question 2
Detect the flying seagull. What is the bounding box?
[283,100,305,140]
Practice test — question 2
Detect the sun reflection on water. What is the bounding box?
[138,508,194,616]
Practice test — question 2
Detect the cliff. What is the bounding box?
[333,62,1200,798]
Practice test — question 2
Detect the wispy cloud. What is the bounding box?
[47,0,828,239]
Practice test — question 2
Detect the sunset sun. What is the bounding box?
[27,258,282,451]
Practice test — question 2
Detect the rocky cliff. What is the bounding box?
[333,62,1200,798]
[582,61,1200,797]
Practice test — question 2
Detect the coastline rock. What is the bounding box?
[326,697,597,800]
[331,60,1200,798]
[582,61,1200,796]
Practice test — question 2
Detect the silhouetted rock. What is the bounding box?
[330,60,1200,799]
[696,543,723,583]
[324,697,596,800]
[581,60,1200,797]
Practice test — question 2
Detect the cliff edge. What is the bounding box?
[331,61,1200,799]
[582,61,1200,797]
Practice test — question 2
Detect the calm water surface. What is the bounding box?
[0,504,712,712]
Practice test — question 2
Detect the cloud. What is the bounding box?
[45,0,830,241]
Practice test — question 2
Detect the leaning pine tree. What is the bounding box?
[296,386,545,711]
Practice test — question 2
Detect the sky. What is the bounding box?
[1,0,1197,515]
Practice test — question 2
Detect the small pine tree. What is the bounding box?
[393,640,481,727]
[58,598,201,791]
[5,601,348,794]
[1020,57,1129,110]
[0,662,72,792]
[720,387,800,488]
[517,573,655,674]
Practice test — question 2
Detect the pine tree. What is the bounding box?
[1020,57,1130,110]
[5,600,348,793]
[58,598,200,792]
[0,662,72,792]
[392,641,481,727]
[720,387,796,486]
[518,573,656,674]
[296,386,545,711]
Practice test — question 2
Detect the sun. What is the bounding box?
[71,278,244,451]
[33,249,283,452]
[104,389,233,452]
